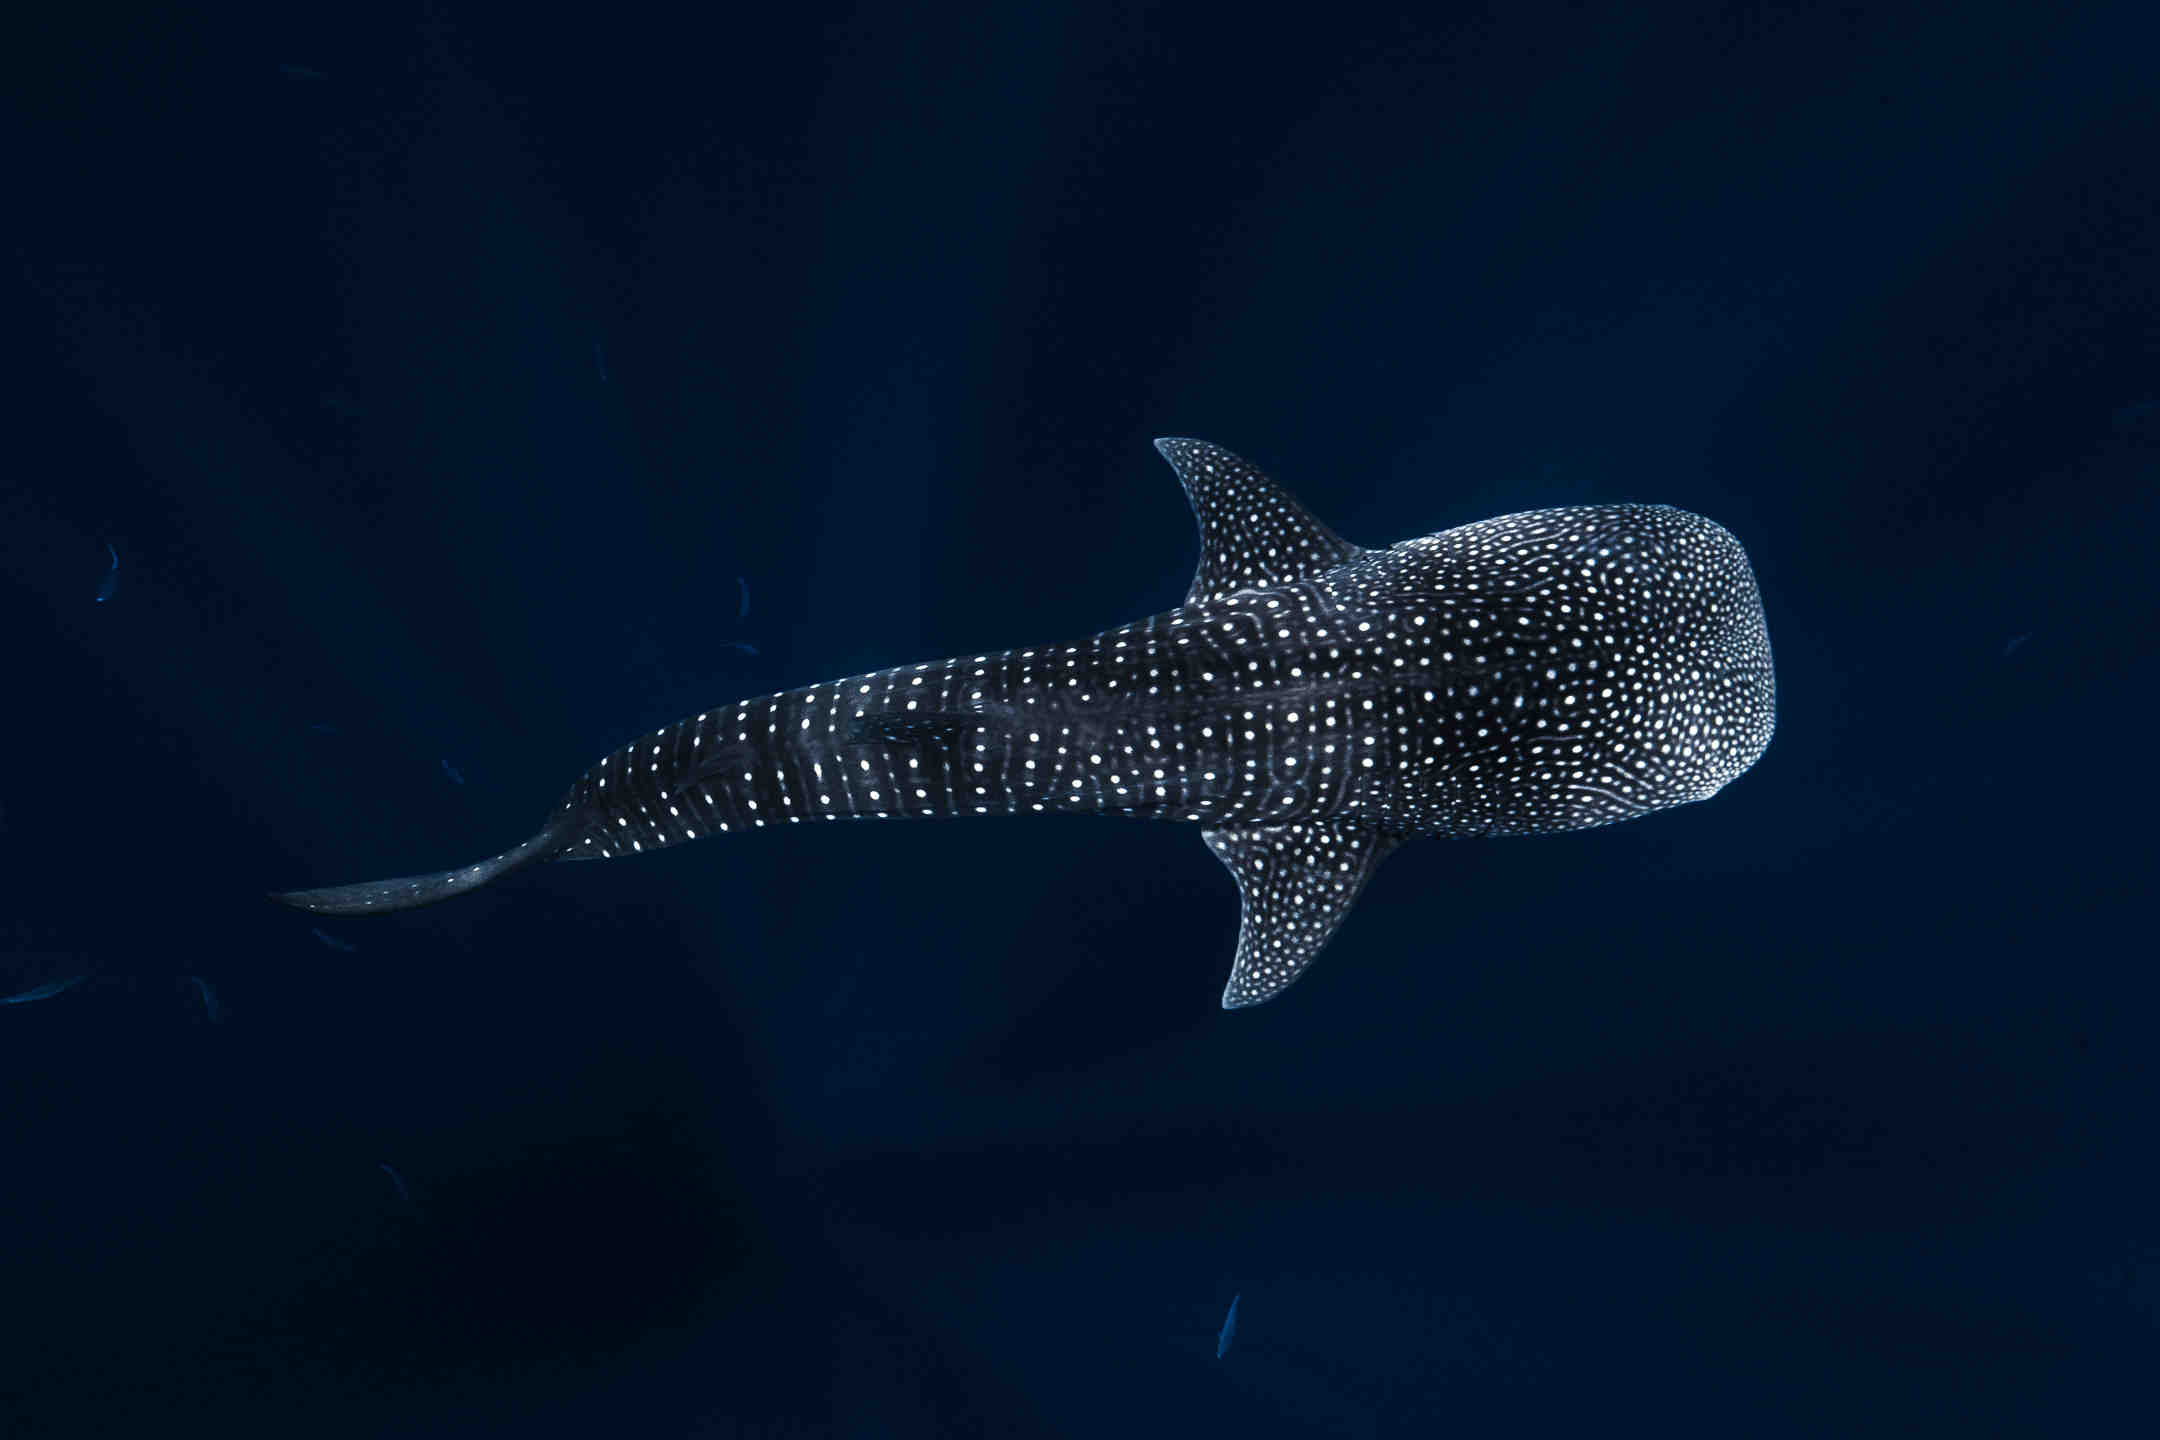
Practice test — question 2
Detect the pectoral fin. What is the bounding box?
[1202,820,1399,1008]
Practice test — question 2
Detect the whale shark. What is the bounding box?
[275,439,1775,1007]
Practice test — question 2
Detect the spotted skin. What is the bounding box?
[276,439,1775,1008]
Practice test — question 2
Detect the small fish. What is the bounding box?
[719,641,758,657]
[278,63,327,80]
[309,723,339,735]
[310,928,359,953]
[594,342,609,383]
[2002,632,2030,657]
[1216,1294,1239,1358]
[3,975,85,1005]
[94,542,118,603]
[848,711,974,747]
[187,976,224,1023]
[736,575,750,622]
[379,1163,417,1211]
[442,758,465,785]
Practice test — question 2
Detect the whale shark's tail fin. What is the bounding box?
[271,813,578,915]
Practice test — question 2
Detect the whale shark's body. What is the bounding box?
[276,440,1775,1007]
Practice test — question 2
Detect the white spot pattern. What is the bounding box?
[285,441,1773,1008]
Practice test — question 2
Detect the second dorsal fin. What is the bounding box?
[1153,438,1363,605]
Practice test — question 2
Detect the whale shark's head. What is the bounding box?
[1372,501,1776,830]
[1677,514,1775,801]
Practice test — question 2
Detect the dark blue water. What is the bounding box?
[6,4,2155,1435]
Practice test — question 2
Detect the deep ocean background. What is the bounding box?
[5,3,2156,1435]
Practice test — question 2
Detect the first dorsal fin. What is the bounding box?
[1202,819,1399,1008]
[1153,438,1363,605]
